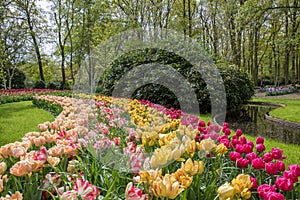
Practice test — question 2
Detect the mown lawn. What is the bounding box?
[251,97,300,123]
[0,101,54,146]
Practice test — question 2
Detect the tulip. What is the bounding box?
[276,176,294,191]
[247,152,258,162]
[250,176,258,190]
[152,175,185,199]
[199,138,216,152]
[216,143,228,156]
[217,183,235,200]
[47,156,60,167]
[283,170,298,183]
[264,191,285,200]
[265,162,279,175]
[0,162,7,175]
[181,158,198,176]
[251,158,265,170]
[276,161,286,171]
[125,182,147,200]
[288,164,300,176]
[256,143,265,153]
[237,158,249,168]
[10,160,32,176]
[257,184,276,198]
[256,136,264,144]
[235,129,243,137]
[271,148,286,160]
[229,151,241,162]
[263,152,273,163]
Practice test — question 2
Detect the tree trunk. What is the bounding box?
[284,10,289,85]
[26,10,44,81]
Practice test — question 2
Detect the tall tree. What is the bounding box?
[13,0,46,81]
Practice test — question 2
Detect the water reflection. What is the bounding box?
[219,104,300,145]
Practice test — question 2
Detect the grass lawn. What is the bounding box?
[0,101,54,146]
[251,97,300,123]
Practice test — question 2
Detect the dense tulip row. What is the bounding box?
[0,94,299,199]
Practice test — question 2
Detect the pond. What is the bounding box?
[215,103,300,145]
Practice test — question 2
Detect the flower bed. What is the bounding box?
[0,94,299,199]
[0,89,71,105]
[258,87,297,96]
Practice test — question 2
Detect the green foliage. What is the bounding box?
[33,80,46,89]
[47,81,59,90]
[100,48,255,113]
[10,68,26,88]
[32,98,63,117]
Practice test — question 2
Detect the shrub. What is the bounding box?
[100,48,254,113]
[47,82,58,90]
[33,80,46,89]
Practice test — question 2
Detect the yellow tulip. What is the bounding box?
[182,158,198,176]
[152,174,185,199]
[216,143,228,156]
[199,138,216,152]
[217,183,236,200]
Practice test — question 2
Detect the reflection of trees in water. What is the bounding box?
[225,105,300,145]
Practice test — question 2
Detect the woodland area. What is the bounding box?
[0,0,299,89]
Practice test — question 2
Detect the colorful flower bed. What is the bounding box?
[0,89,71,105]
[258,86,297,96]
[0,94,299,199]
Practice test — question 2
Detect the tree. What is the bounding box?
[13,0,46,81]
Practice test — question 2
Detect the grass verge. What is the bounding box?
[0,101,54,146]
[251,97,300,123]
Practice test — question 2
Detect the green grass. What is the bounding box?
[0,101,54,146]
[199,114,300,166]
[251,98,300,123]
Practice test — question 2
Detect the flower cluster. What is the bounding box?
[0,94,299,200]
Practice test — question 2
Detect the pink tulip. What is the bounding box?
[229,151,241,162]
[125,182,148,200]
[252,157,265,170]
[265,162,279,175]
[250,176,258,189]
[264,191,285,200]
[256,143,265,153]
[271,148,286,160]
[283,170,298,183]
[257,184,276,198]
[237,158,249,168]
[288,164,300,176]
[276,176,294,191]
[256,136,264,144]
[235,129,243,137]
[276,161,286,171]
[263,152,273,163]
[247,152,258,162]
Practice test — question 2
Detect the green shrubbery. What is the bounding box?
[99,48,255,113]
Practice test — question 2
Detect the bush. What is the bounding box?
[99,48,255,113]
[33,80,46,89]
[47,82,58,90]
